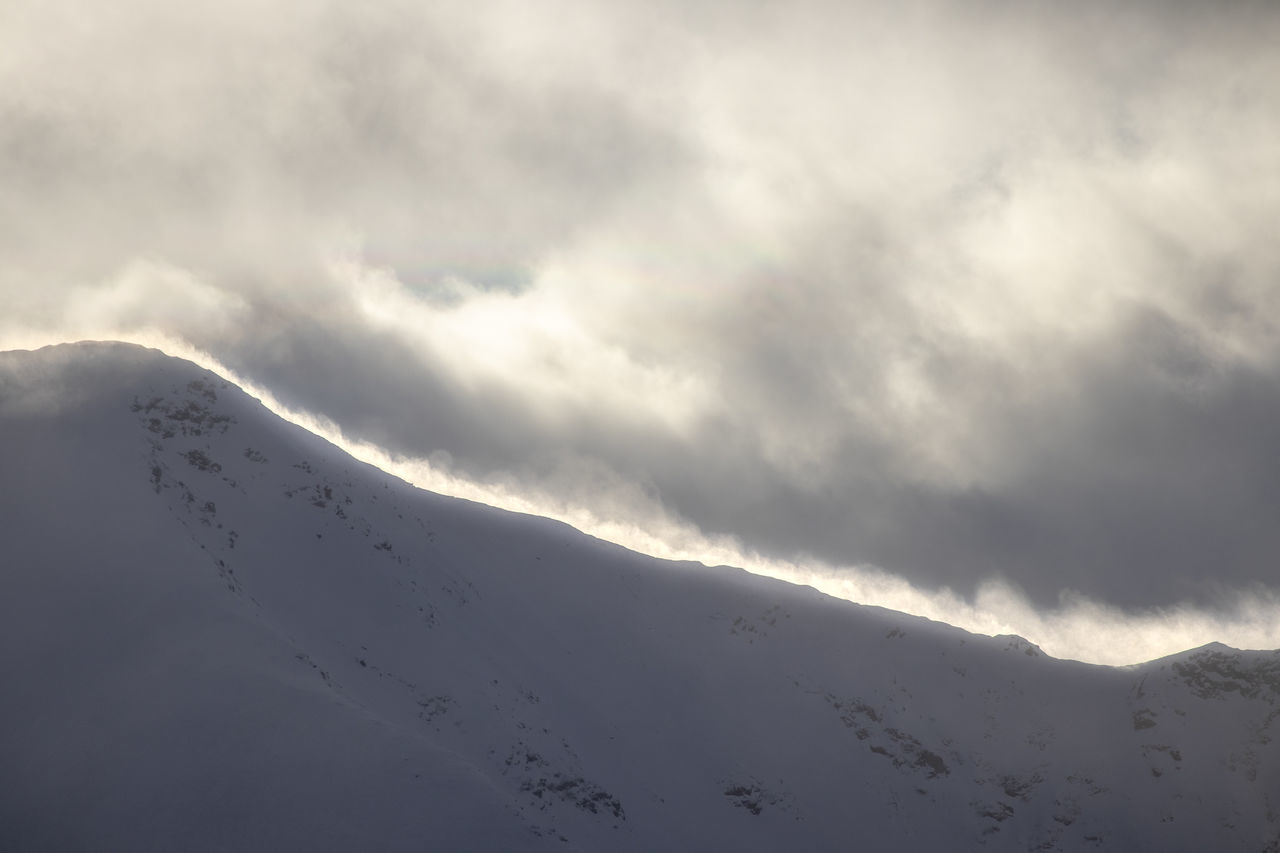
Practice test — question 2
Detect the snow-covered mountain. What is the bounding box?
[2,341,1278,852]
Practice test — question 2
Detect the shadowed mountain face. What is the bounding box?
[2,341,1279,852]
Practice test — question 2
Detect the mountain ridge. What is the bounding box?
[3,341,1278,851]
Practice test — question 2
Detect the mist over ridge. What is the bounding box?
[9,337,1280,667]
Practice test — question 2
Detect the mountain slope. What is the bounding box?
[2,342,1278,852]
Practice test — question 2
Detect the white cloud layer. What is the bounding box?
[4,0,1280,662]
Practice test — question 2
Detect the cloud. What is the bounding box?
[4,0,1280,658]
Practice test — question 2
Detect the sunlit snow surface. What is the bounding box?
[2,342,1278,851]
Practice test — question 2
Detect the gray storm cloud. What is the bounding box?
[5,0,1280,654]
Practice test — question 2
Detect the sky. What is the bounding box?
[3,0,1280,663]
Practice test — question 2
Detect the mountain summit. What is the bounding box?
[3,342,1278,851]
